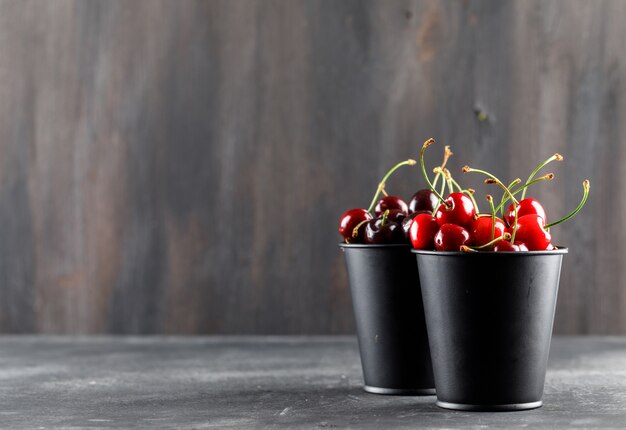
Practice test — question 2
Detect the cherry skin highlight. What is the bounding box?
[339,208,372,242]
[409,213,440,250]
[435,192,476,228]
[470,215,506,248]
[374,196,408,216]
[514,214,552,250]
[434,223,471,251]
[408,189,439,213]
[505,198,547,226]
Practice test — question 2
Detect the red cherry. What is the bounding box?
[435,192,476,228]
[402,211,429,240]
[505,198,547,226]
[339,208,372,242]
[434,223,471,251]
[374,196,408,216]
[514,214,552,250]
[470,215,506,248]
[408,189,439,213]
[493,240,529,252]
[409,213,440,250]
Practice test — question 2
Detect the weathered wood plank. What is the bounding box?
[0,0,622,333]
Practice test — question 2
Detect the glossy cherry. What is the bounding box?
[339,208,372,242]
[493,240,529,252]
[514,214,552,250]
[374,196,408,216]
[434,223,471,251]
[435,192,476,228]
[470,215,506,248]
[409,213,440,250]
[402,211,429,239]
[408,189,439,213]
[505,198,547,226]
[364,214,405,244]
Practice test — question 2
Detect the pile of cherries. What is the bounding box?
[339,139,590,252]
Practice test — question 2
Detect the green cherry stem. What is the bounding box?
[485,178,518,243]
[380,209,390,226]
[486,194,496,241]
[420,138,449,206]
[544,180,590,228]
[521,153,563,200]
[366,159,417,213]
[495,174,555,214]
[499,179,521,217]
[472,232,511,250]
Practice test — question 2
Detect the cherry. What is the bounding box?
[374,196,408,216]
[505,198,547,226]
[408,189,439,213]
[339,208,372,243]
[514,214,552,250]
[434,192,476,228]
[493,240,529,252]
[409,213,440,250]
[364,212,405,244]
[402,211,430,239]
[470,215,506,248]
[434,223,471,251]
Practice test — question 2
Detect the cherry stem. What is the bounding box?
[381,209,390,227]
[460,245,478,253]
[486,195,496,241]
[521,153,563,200]
[432,170,442,189]
[471,232,511,250]
[366,159,416,213]
[381,188,389,197]
[420,139,450,206]
[544,180,590,228]
[484,178,518,243]
[496,174,555,214]
[351,219,370,240]
[431,146,453,190]
[444,168,454,194]
[499,179,521,217]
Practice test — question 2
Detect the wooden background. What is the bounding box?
[0,0,623,334]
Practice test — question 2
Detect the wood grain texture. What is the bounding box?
[0,0,623,334]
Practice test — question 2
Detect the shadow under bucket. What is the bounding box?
[413,248,567,411]
[340,243,434,395]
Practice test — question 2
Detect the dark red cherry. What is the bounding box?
[470,215,506,248]
[374,196,408,216]
[505,198,547,226]
[514,214,552,250]
[339,208,372,243]
[408,189,439,213]
[410,213,440,250]
[435,192,476,228]
[434,223,471,251]
[364,217,405,244]
[493,240,529,252]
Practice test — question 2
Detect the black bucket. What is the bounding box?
[339,243,435,395]
[412,248,567,411]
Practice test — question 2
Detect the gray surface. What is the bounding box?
[0,1,623,335]
[0,336,624,429]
